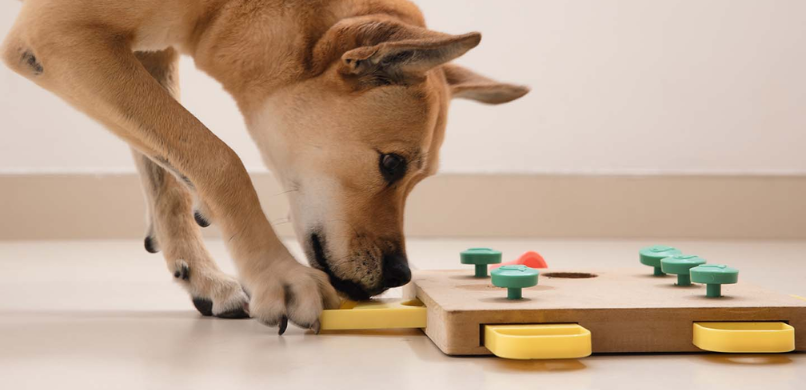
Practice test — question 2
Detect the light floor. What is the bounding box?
[1,239,804,389]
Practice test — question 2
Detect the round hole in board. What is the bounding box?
[543,272,598,279]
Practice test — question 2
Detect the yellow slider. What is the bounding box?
[693,322,795,353]
[319,299,427,330]
[484,324,592,360]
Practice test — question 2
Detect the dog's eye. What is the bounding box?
[379,153,407,182]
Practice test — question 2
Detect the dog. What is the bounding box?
[2,0,528,333]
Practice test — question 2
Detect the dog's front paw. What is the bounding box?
[246,261,340,334]
[172,259,250,319]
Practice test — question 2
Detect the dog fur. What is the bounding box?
[2,0,528,333]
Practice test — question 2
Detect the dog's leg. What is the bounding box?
[130,49,249,318]
[133,147,249,318]
[2,28,339,331]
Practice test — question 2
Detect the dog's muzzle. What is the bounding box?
[310,233,411,300]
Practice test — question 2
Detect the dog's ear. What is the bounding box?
[340,30,481,82]
[442,63,530,104]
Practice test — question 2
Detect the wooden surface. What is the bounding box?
[404,269,806,356]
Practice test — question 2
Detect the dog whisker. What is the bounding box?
[270,219,292,227]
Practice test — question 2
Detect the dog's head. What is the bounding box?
[248,16,528,300]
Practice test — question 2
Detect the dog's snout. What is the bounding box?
[382,252,411,288]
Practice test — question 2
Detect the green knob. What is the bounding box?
[491,265,539,300]
[661,255,706,286]
[690,264,739,298]
[461,248,502,277]
[639,245,682,276]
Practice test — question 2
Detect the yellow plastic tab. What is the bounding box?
[320,299,427,330]
[693,322,795,353]
[484,324,592,360]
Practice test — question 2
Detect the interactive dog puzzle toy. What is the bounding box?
[320,246,805,360]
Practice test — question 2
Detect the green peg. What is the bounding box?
[491,265,539,300]
[661,254,707,286]
[461,248,502,277]
[690,264,739,298]
[639,245,682,276]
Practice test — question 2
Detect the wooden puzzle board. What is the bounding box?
[404,269,806,356]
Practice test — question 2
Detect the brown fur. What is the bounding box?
[2,0,528,331]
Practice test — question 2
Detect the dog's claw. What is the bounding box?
[144,235,159,254]
[194,211,210,228]
[278,316,289,335]
[310,320,321,334]
[173,260,190,281]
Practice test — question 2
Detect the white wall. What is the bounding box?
[1,0,804,175]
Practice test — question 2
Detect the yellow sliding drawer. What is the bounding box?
[693,322,795,353]
[320,299,426,330]
[484,324,592,360]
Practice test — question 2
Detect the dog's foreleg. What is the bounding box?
[133,148,249,318]
[132,49,248,318]
[2,29,339,331]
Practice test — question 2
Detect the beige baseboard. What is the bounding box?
[1,173,804,240]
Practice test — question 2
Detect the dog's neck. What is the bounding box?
[182,0,425,114]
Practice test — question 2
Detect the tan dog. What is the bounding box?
[2,0,528,333]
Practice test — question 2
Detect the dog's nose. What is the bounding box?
[382,252,412,288]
